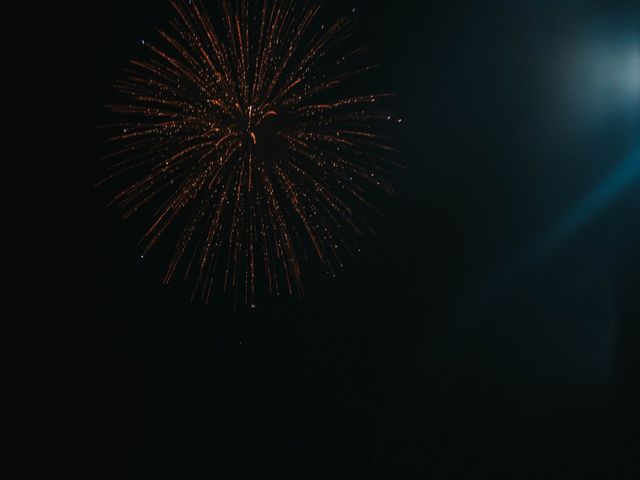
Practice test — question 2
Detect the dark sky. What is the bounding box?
[66,0,638,477]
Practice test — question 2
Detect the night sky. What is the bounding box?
[66,0,638,477]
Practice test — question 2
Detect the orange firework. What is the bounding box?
[102,0,399,305]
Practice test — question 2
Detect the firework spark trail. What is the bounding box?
[102,0,400,306]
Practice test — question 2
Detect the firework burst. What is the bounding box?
[102,0,399,305]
